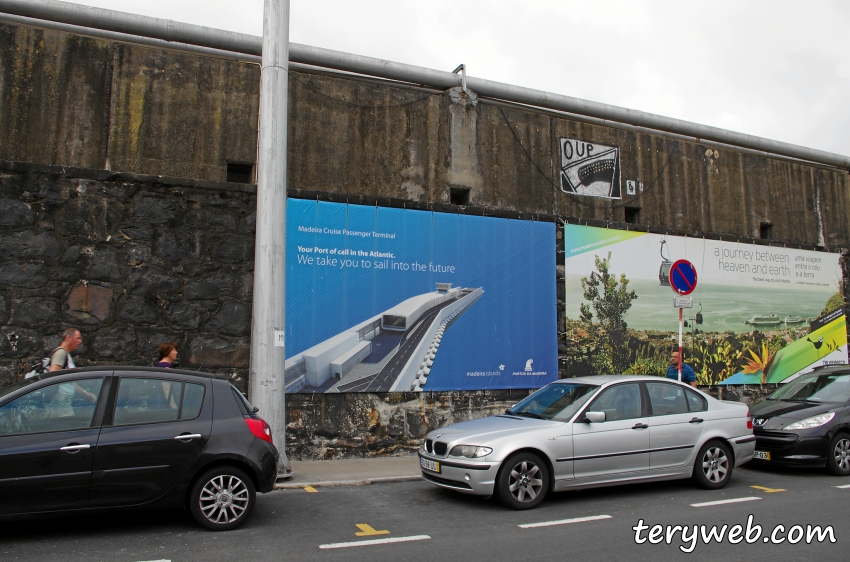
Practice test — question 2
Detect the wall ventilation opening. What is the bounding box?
[624,207,641,224]
[226,162,254,184]
[760,222,773,240]
[450,187,470,206]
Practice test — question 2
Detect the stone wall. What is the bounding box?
[0,161,257,388]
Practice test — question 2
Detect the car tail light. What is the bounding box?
[746,410,753,430]
[245,417,274,445]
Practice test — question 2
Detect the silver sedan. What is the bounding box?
[419,375,755,509]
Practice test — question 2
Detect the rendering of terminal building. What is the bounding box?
[284,284,483,393]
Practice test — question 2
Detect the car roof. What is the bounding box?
[32,365,230,382]
[553,375,678,385]
[809,364,850,375]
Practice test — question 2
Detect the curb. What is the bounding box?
[274,474,422,490]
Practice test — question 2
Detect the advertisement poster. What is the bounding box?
[564,224,847,384]
[284,199,557,393]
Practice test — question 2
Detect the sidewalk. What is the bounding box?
[275,455,422,489]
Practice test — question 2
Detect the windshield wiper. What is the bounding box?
[510,411,547,420]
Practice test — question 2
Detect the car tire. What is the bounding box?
[692,440,733,489]
[496,452,550,510]
[826,432,850,476]
[189,466,256,531]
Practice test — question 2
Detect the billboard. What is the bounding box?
[563,224,847,384]
[284,199,557,393]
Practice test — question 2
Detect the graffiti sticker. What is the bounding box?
[559,138,621,199]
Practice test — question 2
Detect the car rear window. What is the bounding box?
[113,378,205,425]
[231,386,254,416]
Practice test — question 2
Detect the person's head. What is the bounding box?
[61,328,82,352]
[158,342,178,362]
[670,349,683,366]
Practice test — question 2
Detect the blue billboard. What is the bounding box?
[284,199,557,393]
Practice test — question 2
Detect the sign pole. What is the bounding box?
[678,307,683,382]
[669,259,697,385]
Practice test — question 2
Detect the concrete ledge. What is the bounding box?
[272,456,423,489]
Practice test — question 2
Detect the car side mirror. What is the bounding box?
[585,411,606,423]
[252,406,259,413]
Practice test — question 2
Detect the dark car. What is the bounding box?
[749,365,850,476]
[0,366,279,530]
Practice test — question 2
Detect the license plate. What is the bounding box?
[420,457,441,473]
[753,450,770,461]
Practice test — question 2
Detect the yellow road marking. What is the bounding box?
[304,486,318,493]
[355,524,390,536]
[751,485,785,493]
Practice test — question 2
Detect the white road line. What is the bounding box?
[835,484,850,489]
[319,535,431,549]
[519,514,612,529]
[691,497,762,507]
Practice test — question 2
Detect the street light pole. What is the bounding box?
[250,0,291,477]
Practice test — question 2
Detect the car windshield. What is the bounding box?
[508,383,599,421]
[769,373,850,402]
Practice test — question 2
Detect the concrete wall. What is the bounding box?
[1,21,848,249]
[0,22,259,180]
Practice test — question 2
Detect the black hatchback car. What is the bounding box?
[0,366,279,530]
[750,365,850,476]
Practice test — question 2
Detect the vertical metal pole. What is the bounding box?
[678,308,683,382]
[250,0,292,477]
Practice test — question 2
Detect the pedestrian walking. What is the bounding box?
[49,327,82,372]
[666,349,698,387]
[156,342,179,368]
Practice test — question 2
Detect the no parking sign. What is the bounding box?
[669,259,698,295]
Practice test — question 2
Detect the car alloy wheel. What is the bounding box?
[497,452,549,510]
[190,467,256,531]
[692,440,733,489]
[827,433,850,476]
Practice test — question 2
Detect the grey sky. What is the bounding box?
[60,0,850,157]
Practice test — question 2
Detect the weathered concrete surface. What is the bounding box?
[0,22,259,181]
[1,20,848,247]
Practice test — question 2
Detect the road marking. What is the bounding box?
[691,497,761,507]
[319,535,431,549]
[355,523,390,536]
[519,514,612,529]
[750,485,785,493]
[835,484,850,489]
[304,486,318,493]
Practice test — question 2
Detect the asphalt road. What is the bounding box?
[1,464,847,562]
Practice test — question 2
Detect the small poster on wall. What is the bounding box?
[559,138,621,199]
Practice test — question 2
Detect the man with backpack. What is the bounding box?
[49,327,82,372]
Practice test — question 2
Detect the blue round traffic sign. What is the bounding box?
[669,259,698,295]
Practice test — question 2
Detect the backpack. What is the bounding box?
[22,348,66,380]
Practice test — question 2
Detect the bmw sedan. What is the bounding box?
[749,365,850,475]
[419,375,754,509]
[0,366,279,530]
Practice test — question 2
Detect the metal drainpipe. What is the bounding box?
[1,0,848,169]
[250,0,292,478]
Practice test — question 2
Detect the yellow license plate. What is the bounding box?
[753,450,770,461]
[420,457,441,473]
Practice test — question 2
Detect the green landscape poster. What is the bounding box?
[563,224,847,384]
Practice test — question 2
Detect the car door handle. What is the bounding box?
[59,444,91,452]
[689,418,704,424]
[632,423,649,429]
[173,433,203,440]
